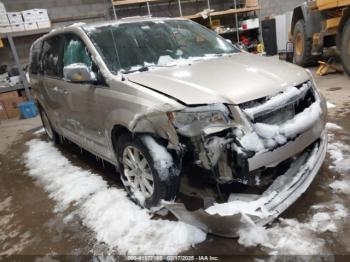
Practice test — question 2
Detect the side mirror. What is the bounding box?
[226,39,233,45]
[63,63,96,83]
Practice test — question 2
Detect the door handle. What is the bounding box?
[63,90,69,96]
[53,86,59,92]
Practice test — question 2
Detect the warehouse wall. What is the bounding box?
[260,0,306,18]
[2,0,111,25]
[0,0,111,67]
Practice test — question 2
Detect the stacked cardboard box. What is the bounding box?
[22,9,51,29]
[0,91,26,120]
[245,0,259,8]
[0,2,51,34]
[7,12,24,32]
[0,1,11,34]
[240,18,260,30]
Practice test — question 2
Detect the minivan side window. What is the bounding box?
[30,41,42,75]
[63,35,92,68]
[42,35,65,78]
[62,34,106,85]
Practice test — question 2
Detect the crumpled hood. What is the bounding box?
[127,53,310,105]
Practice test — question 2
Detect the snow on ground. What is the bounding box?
[326,122,343,131]
[33,128,45,135]
[0,197,32,255]
[327,101,336,109]
[237,123,350,255]
[238,202,347,255]
[23,139,206,255]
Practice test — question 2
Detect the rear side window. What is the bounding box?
[30,41,42,75]
[42,35,65,78]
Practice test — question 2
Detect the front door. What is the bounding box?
[60,33,111,157]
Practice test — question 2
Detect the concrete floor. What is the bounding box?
[0,69,350,259]
[0,117,41,154]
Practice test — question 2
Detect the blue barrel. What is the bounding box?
[19,101,38,119]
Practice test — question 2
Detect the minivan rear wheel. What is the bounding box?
[116,133,180,208]
[39,108,59,143]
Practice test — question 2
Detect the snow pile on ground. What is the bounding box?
[326,122,343,131]
[327,126,350,196]
[329,180,350,194]
[237,202,347,255]
[236,123,350,255]
[327,101,336,109]
[33,128,45,135]
[327,141,350,173]
[0,197,32,256]
[23,139,206,255]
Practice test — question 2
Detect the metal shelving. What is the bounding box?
[2,28,51,39]
[111,0,261,43]
[1,29,51,97]
[112,0,260,20]
[0,84,29,94]
[182,6,260,19]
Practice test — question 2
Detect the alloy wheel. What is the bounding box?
[122,146,154,199]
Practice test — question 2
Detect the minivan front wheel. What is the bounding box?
[117,134,180,208]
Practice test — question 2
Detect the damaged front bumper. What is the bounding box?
[164,130,327,237]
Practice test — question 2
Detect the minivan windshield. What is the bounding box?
[84,19,239,74]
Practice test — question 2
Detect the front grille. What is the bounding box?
[240,81,316,125]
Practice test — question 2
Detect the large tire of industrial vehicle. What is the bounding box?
[38,107,59,144]
[116,133,180,209]
[341,19,350,77]
[293,19,314,67]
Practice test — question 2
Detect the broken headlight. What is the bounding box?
[167,104,231,136]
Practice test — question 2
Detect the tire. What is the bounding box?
[116,133,181,208]
[38,107,59,143]
[293,20,315,67]
[341,19,350,77]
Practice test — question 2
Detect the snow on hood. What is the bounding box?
[127,53,310,105]
[23,139,206,255]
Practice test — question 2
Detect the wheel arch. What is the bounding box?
[110,124,131,163]
[110,124,164,161]
[110,123,173,154]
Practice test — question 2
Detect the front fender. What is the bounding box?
[105,106,181,163]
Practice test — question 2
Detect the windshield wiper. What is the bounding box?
[123,66,150,74]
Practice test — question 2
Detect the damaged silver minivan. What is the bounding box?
[29,17,327,236]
